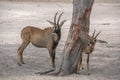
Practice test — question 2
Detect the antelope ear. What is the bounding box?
[47,20,54,25]
[96,39,108,44]
[60,20,67,27]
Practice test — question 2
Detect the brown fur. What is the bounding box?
[17,26,59,67]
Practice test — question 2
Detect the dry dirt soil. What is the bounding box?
[0,1,120,80]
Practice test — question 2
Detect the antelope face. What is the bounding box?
[86,36,96,53]
[85,30,101,53]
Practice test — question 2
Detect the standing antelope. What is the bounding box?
[77,30,108,75]
[17,12,66,69]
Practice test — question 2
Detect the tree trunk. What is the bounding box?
[59,0,94,76]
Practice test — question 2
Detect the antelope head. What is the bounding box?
[47,12,67,39]
[85,30,101,53]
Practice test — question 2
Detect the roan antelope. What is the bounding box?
[17,12,66,69]
[77,30,108,75]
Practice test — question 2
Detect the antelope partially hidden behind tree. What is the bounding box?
[17,12,66,69]
[77,30,108,75]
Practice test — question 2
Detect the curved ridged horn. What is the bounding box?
[95,31,101,39]
[54,11,58,25]
[57,12,64,25]
[92,29,96,37]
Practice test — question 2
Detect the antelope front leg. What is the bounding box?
[87,53,90,75]
[52,49,56,68]
[48,48,55,69]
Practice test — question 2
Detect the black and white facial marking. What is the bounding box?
[47,12,66,40]
[53,12,64,39]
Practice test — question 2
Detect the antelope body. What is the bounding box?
[17,12,66,68]
[77,30,107,75]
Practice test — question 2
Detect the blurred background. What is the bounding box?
[0,0,120,80]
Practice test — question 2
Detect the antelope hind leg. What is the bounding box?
[17,41,29,66]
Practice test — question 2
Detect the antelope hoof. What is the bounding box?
[82,67,84,70]
[17,63,22,66]
[52,64,55,69]
[87,72,90,75]
[51,67,55,71]
[77,71,80,74]
[21,61,25,64]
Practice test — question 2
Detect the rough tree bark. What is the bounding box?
[58,0,94,76]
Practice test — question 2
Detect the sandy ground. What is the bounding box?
[0,1,120,80]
